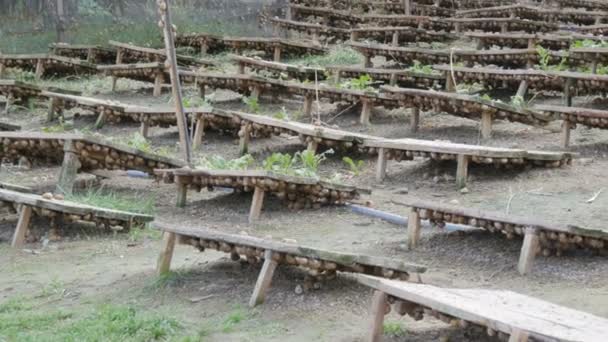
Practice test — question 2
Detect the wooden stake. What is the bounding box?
[249,187,265,223]
[389,73,397,86]
[112,49,123,92]
[273,46,282,62]
[445,72,456,92]
[376,147,387,182]
[410,108,420,132]
[157,231,177,275]
[94,111,106,129]
[560,120,572,149]
[364,55,373,68]
[250,85,261,101]
[153,72,164,97]
[34,59,44,80]
[508,329,530,342]
[360,99,372,125]
[249,249,278,307]
[517,227,539,276]
[192,117,205,150]
[158,0,192,164]
[307,140,319,153]
[237,62,245,74]
[407,208,421,249]
[56,140,80,195]
[303,94,314,117]
[46,98,60,122]
[392,32,399,47]
[456,154,469,189]
[481,111,493,139]
[0,63,5,78]
[516,80,528,99]
[403,0,411,15]
[239,124,251,156]
[176,182,188,208]
[140,121,150,138]
[368,290,388,342]
[563,78,573,107]
[11,205,32,248]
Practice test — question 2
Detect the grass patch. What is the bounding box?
[383,321,406,337]
[0,297,187,341]
[289,46,363,67]
[65,187,156,216]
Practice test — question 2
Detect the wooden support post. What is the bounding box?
[475,39,485,50]
[273,46,281,62]
[527,38,536,49]
[389,73,397,86]
[375,148,387,182]
[592,59,598,74]
[560,120,572,149]
[237,62,245,74]
[501,22,508,33]
[239,124,250,156]
[192,117,205,150]
[94,111,106,129]
[86,48,96,63]
[480,111,493,139]
[249,249,278,307]
[198,84,205,99]
[360,99,372,125]
[2,94,12,114]
[46,98,59,122]
[34,59,44,80]
[391,32,399,47]
[156,231,177,275]
[333,70,342,85]
[153,72,164,97]
[407,208,421,250]
[454,23,461,34]
[56,140,80,195]
[112,49,123,92]
[312,31,320,44]
[508,329,529,342]
[176,182,188,208]
[350,31,359,42]
[11,205,32,248]
[0,63,5,78]
[563,78,573,107]
[518,227,539,275]
[303,94,314,117]
[364,55,373,68]
[250,85,261,101]
[248,187,265,223]
[403,0,411,15]
[307,140,318,153]
[140,121,150,138]
[516,80,528,99]
[368,290,388,342]
[200,42,209,55]
[456,154,469,189]
[445,72,456,92]
[410,108,420,133]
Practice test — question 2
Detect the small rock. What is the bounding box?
[42,192,53,200]
[422,172,430,180]
[313,282,321,290]
[294,284,303,295]
[449,199,459,205]
[282,238,297,244]
[443,173,455,182]
[432,176,440,183]
[393,187,409,195]
[460,187,470,194]
[53,193,64,200]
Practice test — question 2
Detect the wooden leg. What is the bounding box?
[410,108,419,133]
[273,46,281,62]
[368,290,388,342]
[456,154,469,189]
[46,98,57,122]
[364,55,373,68]
[307,140,318,153]
[115,48,123,64]
[11,205,32,248]
[389,73,397,86]
[508,329,529,342]
[176,182,188,208]
[35,60,44,79]
[56,140,80,195]
[94,111,106,129]
[516,80,528,99]
[563,78,573,107]
[237,62,245,74]
[360,99,372,125]
[303,94,313,117]
[445,73,456,92]
[407,208,421,250]
[391,32,399,47]
[111,77,119,92]
[156,231,177,275]
[481,111,492,139]
[517,227,539,276]
[249,250,278,307]
[592,60,598,74]
[561,121,572,149]
[140,121,150,138]
[375,148,387,182]
[501,22,508,33]
[250,85,261,101]
[238,124,250,156]
[192,118,205,150]
[153,72,164,97]
[249,187,265,223]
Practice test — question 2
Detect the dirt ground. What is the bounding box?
[2,53,608,341]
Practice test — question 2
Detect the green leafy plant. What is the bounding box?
[263,149,333,178]
[183,96,211,109]
[243,96,260,113]
[42,117,74,133]
[536,45,551,71]
[197,154,254,170]
[342,156,365,176]
[571,39,608,49]
[340,74,374,91]
[289,46,362,67]
[407,60,439,75]
[66,187,155,215]
[273,106,289,120]
[383,321,406,337]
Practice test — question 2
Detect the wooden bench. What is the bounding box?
[0,80,80,114]
[554,0,608,11]
[97,62,171,95]
[0,188,153,248]
[0,132,185,194]
[153,222,426,307]
[349,26,456,46]
[456,4,608,25]
[358,274,608,342]
[154,168,370,223]
[535,105,608,148]
[326,65,445,89]
[0,54,97,79]
[380,85,554,138]
[399,198,608,275]
[108,40,213,68]
[575,23,608,35]
[230,54,325,82]
[270,18,351,43]
[365,138,572,188]
[49,43,116,64]
[464,32,602,50]
[446,17,559,34]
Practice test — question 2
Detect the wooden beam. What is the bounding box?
[407,208,421,250]
[456,154,469,189]
[368,290,388,342]
[517,227,539,276]
[249,186,265,223]
[560,120,572,149]
[56,140,80,195]
[375,147,387,182]
[11,205,32,248]
[157,231,177,275]
[249,249,279,307]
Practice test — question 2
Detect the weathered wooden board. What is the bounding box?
[326,65,445,89]
[465,32,605,50]
[230,54,325,81]
[153,222,426,275]
[0,54,98,78]
[357,274,608,342]
[108,40,214,68]
[576,23,608,35]
[447,17,559,33]
[554,0,608,11]
[271,18,351,41]
[350,26,457,45]
[456,4,608,25]
[49,43,117,64]
[0,182,32,193]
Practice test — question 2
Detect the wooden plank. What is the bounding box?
[157,231,177,275]
[249,249,278,307]
[356,274,608,342]
[368,290,388,342]
[11,205,32,248]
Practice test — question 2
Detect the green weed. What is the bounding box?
[65,187,156,215]
[383,321,406,337]
[289,46,363,67]
[339,74,374,91]
[407,60,440,75]
[197,154,254,171]
[342,156,365,176]
[243,96,260,113]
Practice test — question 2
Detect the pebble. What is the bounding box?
[294,284,303,295]
[460,187,470,194]
[393,187,409,194]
